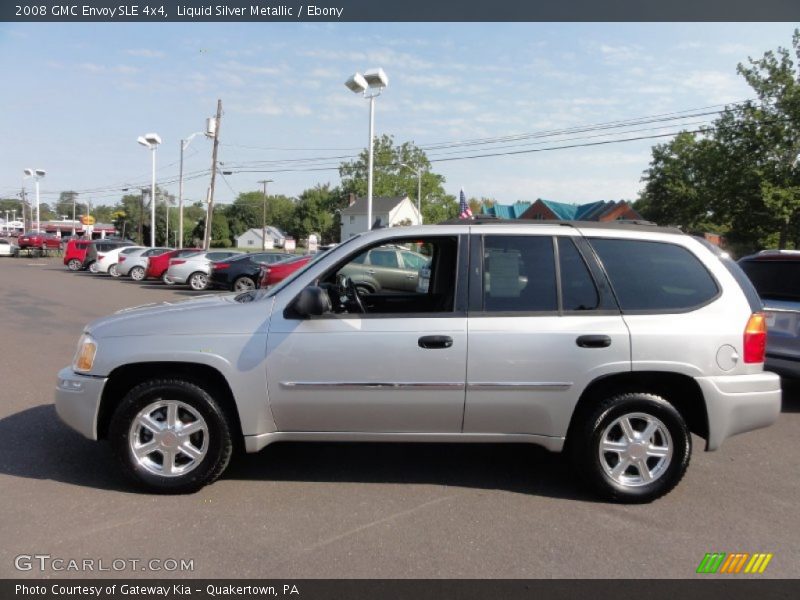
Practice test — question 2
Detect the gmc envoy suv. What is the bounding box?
[55,220,781,502]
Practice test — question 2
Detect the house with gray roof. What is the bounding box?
[340,195,421,240]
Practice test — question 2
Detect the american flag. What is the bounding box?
[459,188,473,219]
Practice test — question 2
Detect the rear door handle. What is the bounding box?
[576,335,611,348]
[418,335,453,349]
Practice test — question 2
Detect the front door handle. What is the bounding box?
[418,335,453,349]
[576,335,612,348]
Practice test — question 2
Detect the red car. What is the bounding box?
[146,248,203,283]
[259,254,312,287]
[18,231,61,250]
[63,239,92,271]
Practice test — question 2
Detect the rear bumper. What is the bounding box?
[695,372,781,451]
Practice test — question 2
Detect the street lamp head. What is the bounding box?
[363,68,388,89]
[35,169,46,177]
[23,168,34,177]
[138,133,162,148]
[345,72,368,94]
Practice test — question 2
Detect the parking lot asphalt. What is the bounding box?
[0,255,798,579]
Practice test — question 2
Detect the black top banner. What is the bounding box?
[2,0,800,22]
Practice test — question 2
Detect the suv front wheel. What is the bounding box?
[570,393,690,503]
[109,379,233,494]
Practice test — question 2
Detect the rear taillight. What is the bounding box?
[743,312,767,364]
[171,259,186,266]
[214,263,230,271]
[97,254,105,261]
[119,256,126,263]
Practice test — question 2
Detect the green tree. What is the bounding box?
[639,30,800,254]
[290,184,342,242]
[55,191,88,221]
[339,134,448,221]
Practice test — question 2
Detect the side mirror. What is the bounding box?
[292,286,332,317]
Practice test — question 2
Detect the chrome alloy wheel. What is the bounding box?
[234,277,255,292]
[128,400,209,477]
[598,412,673,487]
[130,266,145,281]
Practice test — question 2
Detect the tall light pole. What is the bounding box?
[257,179,273,250]
[23,168,46,232]
[399,163,424,225]
[178,131,207,248]
[345,68,388,232]
[137,133,162,247]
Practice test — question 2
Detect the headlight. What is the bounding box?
[72,334,97,373]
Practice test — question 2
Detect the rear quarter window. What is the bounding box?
[589,238,719,312]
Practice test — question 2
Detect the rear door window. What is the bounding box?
[481,236,558,312]
[558,238,599,311]
[589,238,719,311]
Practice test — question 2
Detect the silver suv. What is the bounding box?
[55,221,781,502]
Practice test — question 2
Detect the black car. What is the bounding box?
[209,252,293,291]
[82,239,135,272]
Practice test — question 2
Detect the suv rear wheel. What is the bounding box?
[109,379,233,494]
[67,258,82,271]
[569,393,690,503]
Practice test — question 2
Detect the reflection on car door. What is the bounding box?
[265,237,467,433]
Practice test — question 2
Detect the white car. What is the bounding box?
[94,246,145,277]
[0,239,19,257]
[164,250,243,290]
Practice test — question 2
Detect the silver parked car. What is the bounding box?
[117,247,172,280]
[55,221,780,501]
[164,250,243,290]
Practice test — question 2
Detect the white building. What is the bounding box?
[235,226,286,249]
[340,195,421,240]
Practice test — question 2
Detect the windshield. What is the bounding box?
[266,234,363,297]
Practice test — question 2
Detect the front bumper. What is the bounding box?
[54,367,107,440]
[695,372,781,451]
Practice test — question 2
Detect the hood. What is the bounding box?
[87,291,273,338]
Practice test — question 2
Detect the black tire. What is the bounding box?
[233,276,256,292]
[569,392,691,503]
[109,379,233,494]
[162,272,174,285]
[108,263,120,278]
[88,261,98,273]
[188,271,208,291]
[67,258,82,271]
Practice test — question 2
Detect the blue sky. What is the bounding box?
[0,22,794,209]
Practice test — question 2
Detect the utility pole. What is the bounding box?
[71,192,78,236]
[139,189,146,245]
[19,188,27,231]
[178,139,185,249]
[258,179,273,251]
[204,99,222,250]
